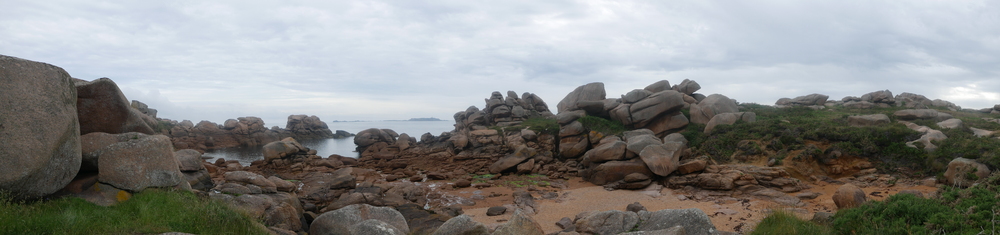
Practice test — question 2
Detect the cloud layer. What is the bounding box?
[3,0,998,125]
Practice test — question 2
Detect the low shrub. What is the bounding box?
[751,210,831,235]
[834,173,1000,234]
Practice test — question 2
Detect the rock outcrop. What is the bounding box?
[92,133,184,191]
[0,54,82,199]
[166,114,347,151]
[558,82,606,113]
[690,94,738,124]
[76,77,156,135]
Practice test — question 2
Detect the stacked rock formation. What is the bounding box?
[829,90,961,110]
[164,114,348,151]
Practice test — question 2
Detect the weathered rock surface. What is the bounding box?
[492,209,545,235]
[937,118,963,129]
[672,79,701,95]
[310,204,410,235]
[704,112,756,134]
[639,142,685,176]
[636,208,717,235]
[431,215,489,235]
[575,210,639,235]
[894,109,953,121]
[0,54,82,199]
[848,114,890,127]
[558,82,606,113]
[97,133,183,191]
[690,94,738,124]
[264,138,304,161]
[286,115,337,139]
[833,184,867,210]
[174,149,204,172]
[943,158,991,188]
[76,77,155,135]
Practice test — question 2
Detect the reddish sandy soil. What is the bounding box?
[427,176,938,234]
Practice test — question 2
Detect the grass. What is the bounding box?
[751,210,831,235]
[577,115,628,136]
[0,189,269,235]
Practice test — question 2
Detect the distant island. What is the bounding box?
[407,117,443,121]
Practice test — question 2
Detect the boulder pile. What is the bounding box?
[165,114,350,152]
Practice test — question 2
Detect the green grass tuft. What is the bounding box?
[0,189,269,235]
[577,115,628,136]
[751,210,831,235]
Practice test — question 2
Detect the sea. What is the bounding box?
[202,120,456,165]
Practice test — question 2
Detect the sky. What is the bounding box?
[3,1,999,126]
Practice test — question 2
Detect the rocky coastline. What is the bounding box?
[3,54,1000,234]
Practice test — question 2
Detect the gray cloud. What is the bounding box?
[2,0,998,126]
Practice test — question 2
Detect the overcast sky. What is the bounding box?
[3,1,999,126]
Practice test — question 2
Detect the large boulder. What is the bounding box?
[847,114,890,127]
[75,77,154,135]
[583,140,627,164]
[575,210,640,235]
[431,215,488,235]
[286,115,335,139]
[489,146,536,174]
[636,208,717,235]
[704,112,756,134]
[672,79,701,95]
[629,90,686,128]
[557,82,606,113]
[0,55,82,199]
[788,93,829,106]
[943,158,991,188]
[559,135,590,159]
[310,204,410,235]
[862,90,894,104]
[639,142,685,176]
[355,128,394,147]
[583,158,654,185]
[833,184,867,210]
[492,209,544,235]
[894,109,953,121]
[690,94,738,124]
[937,118,963,129]
[644,80,671,93]
[97,133,184,191]
[174,149,204,172]
[263,137,303,161]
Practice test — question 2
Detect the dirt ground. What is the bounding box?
[429,176,938,234]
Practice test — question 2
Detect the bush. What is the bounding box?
[751,210,831,235]
[0,189,269,235]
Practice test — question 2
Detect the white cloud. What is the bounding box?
[2,0,999,126]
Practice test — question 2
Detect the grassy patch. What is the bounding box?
[0,189,268,235]
[492,117,559,136]
[751,210,831,235]
[577,115,628,136]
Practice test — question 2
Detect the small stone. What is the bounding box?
[487,206,507,216]
[455,179,472,188]
[626,202,646,212]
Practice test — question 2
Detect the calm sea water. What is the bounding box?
[203,121,456,165]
